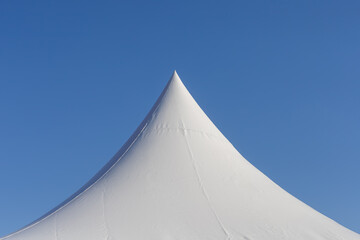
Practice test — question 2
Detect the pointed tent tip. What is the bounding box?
[162,70,190,99]
[169,70,183,85]
[171,70,179,79]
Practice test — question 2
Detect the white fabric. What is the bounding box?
[2,72,359,240]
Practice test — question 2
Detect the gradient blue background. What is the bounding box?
[1,0,359,236]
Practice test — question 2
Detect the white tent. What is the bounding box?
[2,72,359,240]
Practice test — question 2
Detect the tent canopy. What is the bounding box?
[2,72,359,240]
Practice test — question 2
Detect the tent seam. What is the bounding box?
[102,191,110,240]
[147,126,223,139]
[181,121,231,240]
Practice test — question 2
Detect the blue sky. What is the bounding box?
[0,0,359,236]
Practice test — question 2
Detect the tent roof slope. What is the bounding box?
[2,71,359,240]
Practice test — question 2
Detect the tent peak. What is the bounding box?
[168,70,182,85]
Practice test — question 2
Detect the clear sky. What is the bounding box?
[0,0,359,236]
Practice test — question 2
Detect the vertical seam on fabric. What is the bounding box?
[181,121,231,240]
[54,214,59,240]
[102,191,110,240]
